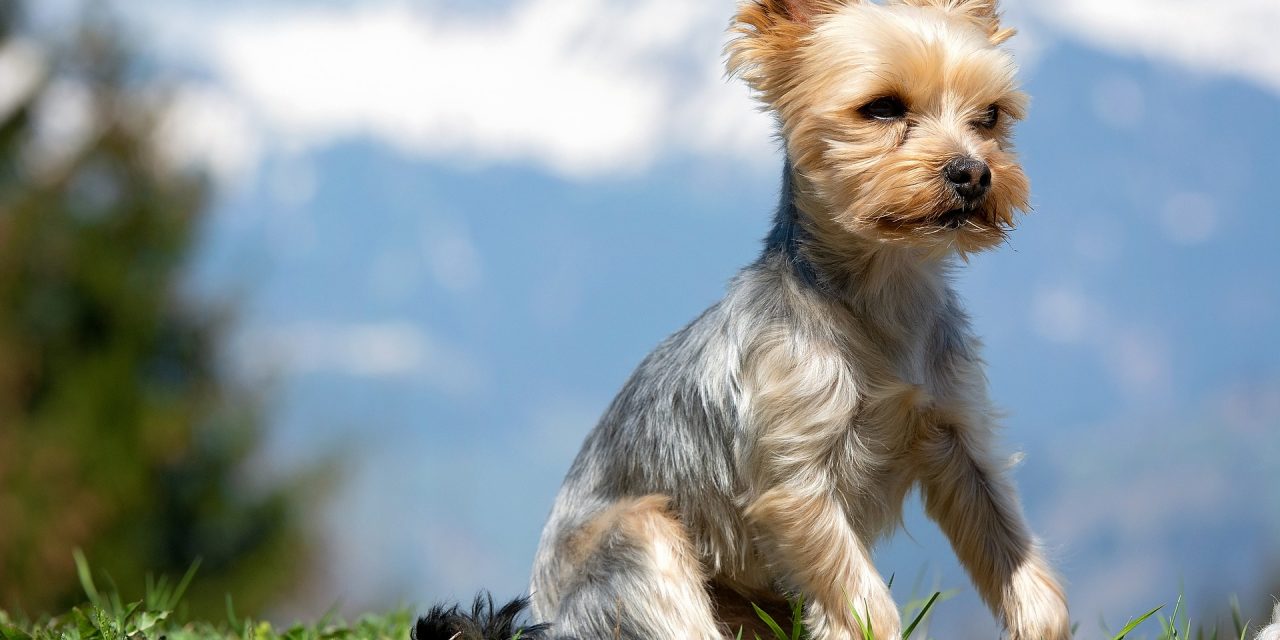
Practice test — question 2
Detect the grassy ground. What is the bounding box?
[0,554,1260,640]
[0,553,412,640]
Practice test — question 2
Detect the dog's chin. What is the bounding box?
[938,208,972,229]
[862,208,1007,254]
[948,224,1006,254]
[937,211,1007,253]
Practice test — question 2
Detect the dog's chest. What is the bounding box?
[838,306,954,453]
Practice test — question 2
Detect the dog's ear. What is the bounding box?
[898,0,1015,45]
[727,0,851,102]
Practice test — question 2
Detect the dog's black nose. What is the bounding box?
[944,157,991,202]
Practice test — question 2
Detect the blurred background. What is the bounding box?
[1,0,1277,635]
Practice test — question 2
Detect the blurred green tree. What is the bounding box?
[0,4,313,617]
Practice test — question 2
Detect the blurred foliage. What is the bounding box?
[0,3,314,618]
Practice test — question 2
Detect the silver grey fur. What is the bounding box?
[530,159,1017,638]
[525,1,1080,634]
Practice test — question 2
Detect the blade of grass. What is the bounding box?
[790,597,804,640]
[226,594,240,628]
[72,549,103,609]
[1169,595,1184,639]
[164,558,201,611]
[901,592,941,640]
[751,603,788,640]
[1112,605,1164,640]
[846,598,874,640]
[1230,597,1245,640]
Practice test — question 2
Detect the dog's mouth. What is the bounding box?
[938,208,973,229]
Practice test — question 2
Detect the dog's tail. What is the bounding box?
[413,592,565,640]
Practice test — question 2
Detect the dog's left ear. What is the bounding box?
[727,0,854,105]
[897,0,1015,45]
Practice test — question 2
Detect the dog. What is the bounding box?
[421,0,1071,638]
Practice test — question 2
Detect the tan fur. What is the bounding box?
[726,1,1066,637]
[737,332,901,636]
[729,0,1031,256]
[531,2,1069,638]
[896,0,1017,44]
[613,497,720,633]
[567,496,724,638]
[746,488,900,637]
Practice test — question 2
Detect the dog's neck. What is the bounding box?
[764,159,825,290]
[763,159,952,313]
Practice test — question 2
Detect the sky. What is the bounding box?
[8,0,1280,634]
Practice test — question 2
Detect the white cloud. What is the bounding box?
[1102,328,1172,399]
[1214,379,1280,438]
[1159,191,1218,246]
[1030,285,1173,400]
[1027,0,1280,94]
[194,1,770,179]
[1031,286,1099,344]
[236,321,485,393]
[123,0,1279,183]
[156,84,262,186]
[126,0,776,182]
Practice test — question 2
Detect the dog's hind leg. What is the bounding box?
[543,495,724,639]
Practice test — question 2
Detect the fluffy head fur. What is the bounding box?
[729,0,1029,255]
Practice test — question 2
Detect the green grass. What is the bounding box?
[0,554,1260,640]
[0,554,413,640]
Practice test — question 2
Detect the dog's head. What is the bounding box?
[729,0,1030,255]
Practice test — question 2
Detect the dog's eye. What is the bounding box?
[859,96,907,121]
[977,104,1000,129]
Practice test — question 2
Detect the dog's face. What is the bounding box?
[730,0,1030,254]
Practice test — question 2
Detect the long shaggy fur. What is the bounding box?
[413,594,556,640]
[519,1,1071,639]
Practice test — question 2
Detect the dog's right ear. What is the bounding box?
[727,0,850,102]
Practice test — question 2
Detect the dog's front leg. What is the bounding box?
[740,341,899,639]
[917,422,1071,640]
[745,485,900,639]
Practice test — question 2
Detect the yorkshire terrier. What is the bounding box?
[423,0,1072,638]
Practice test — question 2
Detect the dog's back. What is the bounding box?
[529,247,800,638]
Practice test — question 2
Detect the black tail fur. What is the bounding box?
[413,593,558,640]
